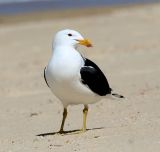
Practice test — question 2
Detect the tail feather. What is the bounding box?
[111,93,124,98]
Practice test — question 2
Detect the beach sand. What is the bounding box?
[0,3,160,152]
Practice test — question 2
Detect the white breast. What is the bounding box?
[47,46,83,81]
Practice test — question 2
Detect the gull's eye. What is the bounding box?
[68,33,72,36]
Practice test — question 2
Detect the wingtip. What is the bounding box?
[112,93,125,99]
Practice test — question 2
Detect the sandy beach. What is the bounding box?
[0,3,160,152]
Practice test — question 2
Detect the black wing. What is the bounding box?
[44,67,50,88]
[80,58,112,96]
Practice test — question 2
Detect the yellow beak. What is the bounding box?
[77,39,92,47]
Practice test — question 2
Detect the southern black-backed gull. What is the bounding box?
[44,29,124,134]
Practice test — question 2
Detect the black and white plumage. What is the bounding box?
[44,67,50,88]
[80,58,112,96]
[44,29,124,133]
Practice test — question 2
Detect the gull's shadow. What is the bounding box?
[37,127,104,137]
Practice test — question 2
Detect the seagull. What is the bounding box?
[44,29,124,134]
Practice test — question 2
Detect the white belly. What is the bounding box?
[49,79,100,107]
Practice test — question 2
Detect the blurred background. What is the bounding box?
[0,0,159,15]
[0,0,160,151]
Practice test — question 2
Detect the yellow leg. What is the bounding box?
[81,104,88,132]
[58,108,67,134]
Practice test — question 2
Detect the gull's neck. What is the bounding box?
[52,44,78,55]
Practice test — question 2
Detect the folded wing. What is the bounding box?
[80,58,112,96]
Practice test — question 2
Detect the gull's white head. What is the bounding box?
[53,29,92,48]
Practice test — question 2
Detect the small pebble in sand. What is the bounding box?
[30,113,38,117]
